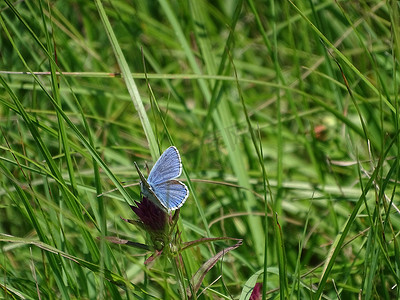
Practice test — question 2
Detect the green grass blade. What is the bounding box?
[93,0,158,159]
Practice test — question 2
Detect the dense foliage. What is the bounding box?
[1,1,399,299]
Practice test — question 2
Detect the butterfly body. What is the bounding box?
[134,146,189,213]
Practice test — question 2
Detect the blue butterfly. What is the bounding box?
[134,146,189,213]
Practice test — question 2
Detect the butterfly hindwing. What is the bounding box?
[151,180,189,211]
[147,146,182,186]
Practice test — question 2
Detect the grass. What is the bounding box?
[0,0,399,299]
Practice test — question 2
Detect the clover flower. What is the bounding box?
[130,197,167,232]
[120,197,175,252]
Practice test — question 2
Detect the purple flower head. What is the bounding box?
[121,197,180,252]
[130,197,167,232]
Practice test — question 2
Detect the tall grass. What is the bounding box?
[1,0,399,299]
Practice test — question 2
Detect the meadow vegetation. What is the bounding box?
[0,1,399,299]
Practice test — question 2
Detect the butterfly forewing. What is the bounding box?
[147,146,182,186]
[135,146,189,212]
[152,180,189,211]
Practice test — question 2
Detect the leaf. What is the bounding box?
[239,268,279,300]
[188,240,242,297]
[144,250,163,266]
[240,269,263,300]
[102,236,151,251]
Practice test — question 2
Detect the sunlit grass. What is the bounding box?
[1,1,399,299]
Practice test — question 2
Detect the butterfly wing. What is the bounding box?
[135,146,189,212]
[152,179,189,212]
[147,146,182,186]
